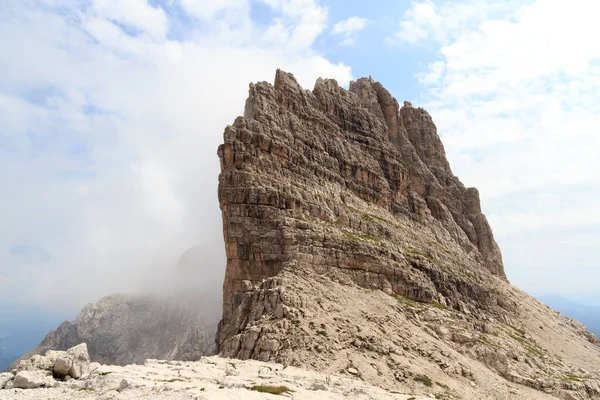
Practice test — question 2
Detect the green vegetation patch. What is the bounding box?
[508,325,527,336]
[250,385,294,395]
[562,373,586,382]
[406,247,438,263]
[414,374,433,387]
[361,212,392,224]
[431,300,452,311]
[392,293,419,308]
[479,334,502,349]
[342,231,381,243]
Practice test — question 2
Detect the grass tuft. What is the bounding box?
[250,385,294,395]
[414,374,433,387]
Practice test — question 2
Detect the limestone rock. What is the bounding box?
[52,354,73,378]
[12,370,55,389]
[66,343,90,379]
[0,372,13,389]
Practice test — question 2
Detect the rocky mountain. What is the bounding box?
[9,245,222,370]
[216,70,600,399]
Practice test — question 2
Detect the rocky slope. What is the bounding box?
[10,245,222,369]
[216,70,600,399]
[1,347,438,400]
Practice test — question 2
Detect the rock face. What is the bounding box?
[216,71,600,400]
[217,69,507,340]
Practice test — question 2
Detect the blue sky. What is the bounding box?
[1,0,599,312]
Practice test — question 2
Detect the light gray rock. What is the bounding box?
[30,355,53,371]
[13,371,55,389]
[44,350,65,364]
[66,343,90,379]
[53,355,74,378]
[87,362,101,378]
[0,372,13,389]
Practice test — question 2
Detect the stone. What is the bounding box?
[45,350,65,364]
[347,368,359,375]
[12,370,55,389]
[87,362,101,378]
[310,382,328,391]
[451,331,480,344]
[30,355,53,371]
[118,378,129,392]
[0,372,13,389]
[225,363,239,376]
[66,343,90,379]
[53,354,74,378]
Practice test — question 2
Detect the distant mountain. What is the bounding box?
[8,245,223,370]
[536,294,600,337]
[0,306,74,371]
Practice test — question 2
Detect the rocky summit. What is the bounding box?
[216,70,600,399]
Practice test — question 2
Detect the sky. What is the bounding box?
[1,0,599,315]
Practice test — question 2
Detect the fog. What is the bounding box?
[0,1,352,313]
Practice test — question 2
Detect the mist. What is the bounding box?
[0,1,352,314]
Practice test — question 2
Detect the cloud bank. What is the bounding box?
[0,0,352,310]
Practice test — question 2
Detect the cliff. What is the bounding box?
[216,70,600,400]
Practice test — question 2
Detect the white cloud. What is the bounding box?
[331,16,369,46]
[259,0,328,51]
[91,0,169,39]
[0,1,351,310]
[178,0,250,21]
[391,0,523,45]
[413,0,600,293]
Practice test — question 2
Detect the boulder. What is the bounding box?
[30,355,53,371]
[0,372,14,389]
[53,354,74,378]
[66,343,90,379]
[45,350,66,364]
[13,370,55,389]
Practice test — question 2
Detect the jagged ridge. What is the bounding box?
[215,71,600,400]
